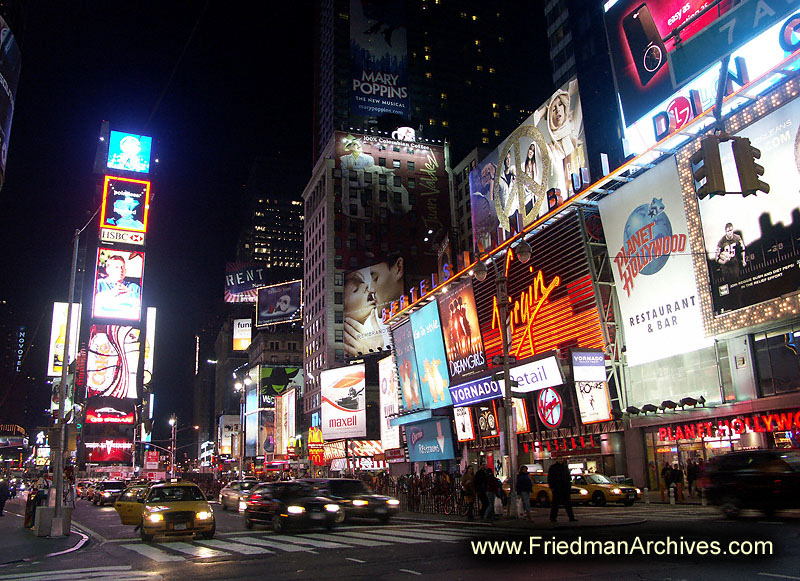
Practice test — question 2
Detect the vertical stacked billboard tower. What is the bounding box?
[83,126,154,475]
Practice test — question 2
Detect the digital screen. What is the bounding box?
[47,302,82,377]
[258,366,303,398]
[378,355,401,450]
[256,280,302,327]
[86,397,135,424]
[100,176,150,233]
[245,384,258,457]
[86,325,140,399]
[92,248,144,321]
[0,15,21,183]
[106,130,153,174]
[85,438,133,463]
[143,307,156,385]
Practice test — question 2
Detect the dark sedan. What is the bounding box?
[92,481,126,506]
[300,478,400,524]
[243,481,341,533]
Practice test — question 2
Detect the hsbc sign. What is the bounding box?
[100,228,145,246]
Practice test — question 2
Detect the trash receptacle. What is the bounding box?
[34,506,54,537]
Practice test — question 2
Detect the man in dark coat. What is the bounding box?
[547,458,576,523]
[475,466,489,518]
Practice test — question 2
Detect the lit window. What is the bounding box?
[442,120,449,127]
[498,36,505,43]
[425,72,432,79]
[493,111,500,118]
[424,55,431,61]
[429,118,436,126]
[476,65,483,71]
[494,130,501,137]
[474,39,480,46]
[460,11,467,18]
[489,67,495,74]
[440,93,447,100]
[482,137,489,144]
[472,15,478,21]
[481,127,489,134]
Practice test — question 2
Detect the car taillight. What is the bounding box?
[249,494,262,501]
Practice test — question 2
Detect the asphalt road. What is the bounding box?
[1,500,798,580]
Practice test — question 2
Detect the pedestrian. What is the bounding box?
[515,465,533,522]
[687,460,698,497]
[660,462,671,502]
[484,467,499,522]
[474,466,488,519]
[461,466,476,521]
[672,463,684,502]
[547,458,576,524]
[0,479,9,516]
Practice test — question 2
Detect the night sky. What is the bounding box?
[0,3,314,440]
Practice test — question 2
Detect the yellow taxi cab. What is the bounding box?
[571,473,641,506]
[529,472,590,506]
[114,481,215,542]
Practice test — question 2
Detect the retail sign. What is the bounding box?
[145,450,159,469]
[537,387,563,429]
[308,427,324,466]
[449,374,502,407]
[347,440,383,457]
[506,352,564,394]
[100,228,145,246]
[406,417,456,462]
[669,0,798,87]
[658,410,800,441]
[598,158,711,366]
[571,350,613,425]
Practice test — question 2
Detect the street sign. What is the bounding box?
[669,1,799,88]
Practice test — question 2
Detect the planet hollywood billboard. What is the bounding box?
[597,157,711,367]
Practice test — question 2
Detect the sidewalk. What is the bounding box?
[0,497,87,567]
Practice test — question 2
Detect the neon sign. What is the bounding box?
[537,387,563,429]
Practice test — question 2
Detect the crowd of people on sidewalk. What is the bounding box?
[659,459,703,502]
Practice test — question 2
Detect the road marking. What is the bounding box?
[387,528,474,541]
[0,566,152,580]
[268,534,350,549]
[233,536,315,552]
[303,532,389,547]
[758,574,800,580]
[346,557,366,563]
[196,539,272,555]
[119,544,184,563]
[157,541,227,559]
[334,531,426,544]
[399,569,422,576]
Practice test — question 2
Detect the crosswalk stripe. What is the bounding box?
[382,529,472,542]
[393,526,478,537]
[157,541,228,558]
[196,539,272,555]
[0,567,161,581]
[334,531,426,544]
[303,532,388,547]
[267,534,350,549]
[233,536,315,552]
[120,544,185,563]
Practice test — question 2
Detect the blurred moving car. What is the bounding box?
[701,449,800,518]
[529,472,590,506]
[115,481,215,542]
[571,473,640,506]
[76,480,93,499]
[300,478,400,524]
[91,481,126,506]
[243,481,340,532]
[218,479,259,511]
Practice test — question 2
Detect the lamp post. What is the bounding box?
[473,240,531,519]
[234,375,251,479]
[168,415,177,479]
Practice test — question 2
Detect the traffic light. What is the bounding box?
[731,136,769,196]
[690,136,725,199]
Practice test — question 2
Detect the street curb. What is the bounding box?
[393,515,649,530]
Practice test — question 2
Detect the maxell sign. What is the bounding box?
[101,228,145,246]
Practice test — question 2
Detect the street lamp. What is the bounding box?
[167,415,198,479]
[233,375,252,479]
[473,242,531,519]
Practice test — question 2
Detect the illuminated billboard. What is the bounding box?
[473,213,605,368]
[255,280,302,327]
[106,130,152,174]
[334,130,449,283]
[245,383,258,457]
[571,350,613,425]
[698,98,800,316]
[143,307,156,385]
[86,325,140,399]
[258,366,303,398]
[92,248,144,321]
[349,0,409,120]
[437,280,486,385]
[409,301,453,409]
[86,397,135,424]
[100,176,150,233]
[232,318,252,351]
[454,406,475,442]
[85,438,133,463]
[391,320,423,412]
[0,15,21,185]
[224,262,268,303]
[47,302,82,377]
[406,417,455,463]
[470,78,588,255]
[343,260,404,356]
[513,398,530,434]
[378,355,401,450]
[321,365,367,440]
[597,157,711,365]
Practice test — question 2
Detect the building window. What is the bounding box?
[335,330,343,342]
[334,292,343,305]
[408,178,416,189]
[378,157,386,167]
[754,328,800,397]
[425,72,432,79]
[392,159,401,168]
[407,161,415,171]
[335,311,343,324]
[334,273,343,286]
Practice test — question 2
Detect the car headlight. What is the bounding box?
[324,504,340,512]
[352,499,368,507]
[103,492,112,497]
[635,488,642,494]
[387,499,400,506]
[238,501,247,511]
[611,488,622,495]
[287,505,306,514]
[147,513,164,523]
[579,489,589,495]
[196,511,213,520]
